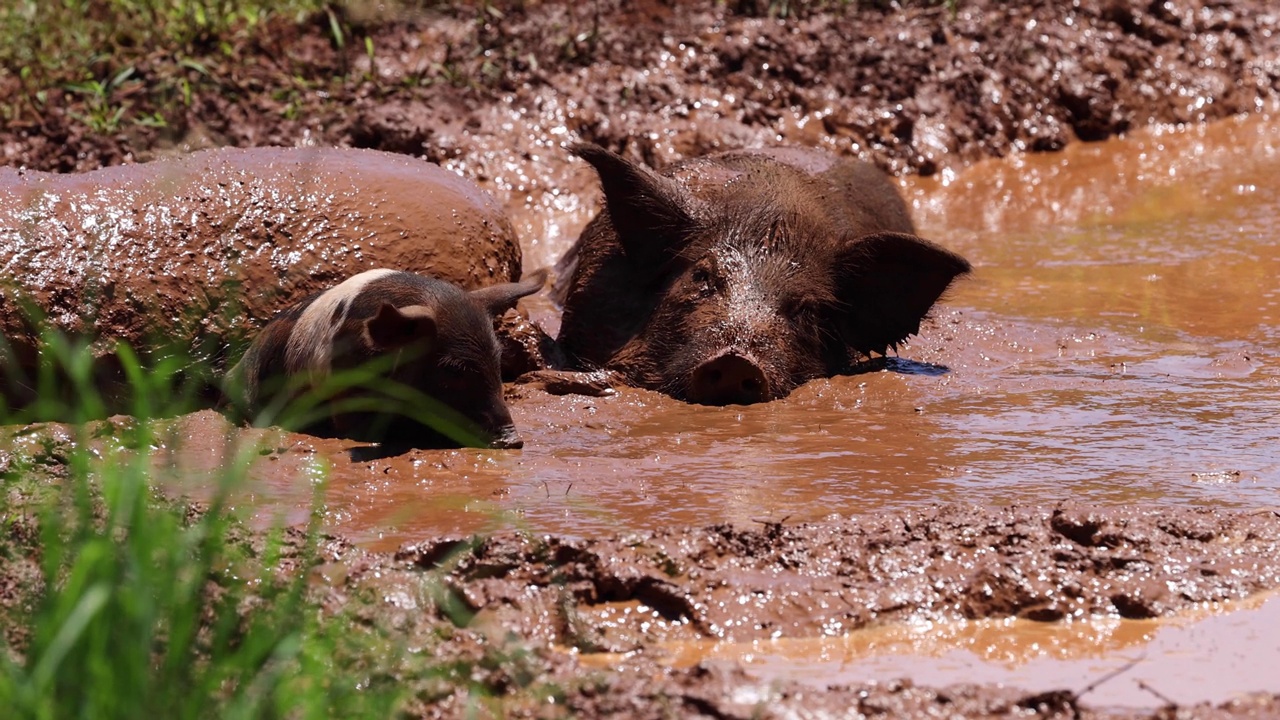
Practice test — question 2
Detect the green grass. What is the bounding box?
[0,304,575,718]
[1,0,325,77]
[0,0,966,134]
[0,331,409,719]
[0,0,329,128]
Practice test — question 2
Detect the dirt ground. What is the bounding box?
[5,0,1280,716]
[315,501,1280,718]
[4,0,1280,178]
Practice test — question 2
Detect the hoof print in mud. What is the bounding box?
[554,143,971,405]
[226,268,546,450]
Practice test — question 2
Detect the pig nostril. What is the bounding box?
[691,352,770,405]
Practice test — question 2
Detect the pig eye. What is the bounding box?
[690,266,719,298]
[783,297,821,321]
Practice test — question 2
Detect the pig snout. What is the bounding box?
[487,424,524,450]
[689,350,771,405]
[472,401,523,449]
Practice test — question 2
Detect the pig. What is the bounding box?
[227,268,546,449]
[0,147,523,408]
[551,144,971,405]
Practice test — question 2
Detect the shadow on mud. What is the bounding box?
[848,356,951,376]
[348,443,422,462]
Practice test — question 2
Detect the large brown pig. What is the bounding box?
[552,144,971,405]
[0,147,522,406]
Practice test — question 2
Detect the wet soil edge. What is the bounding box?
[325,501,1280,718]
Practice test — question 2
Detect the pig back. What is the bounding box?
[710,147,916,237]
[0,147,521,373]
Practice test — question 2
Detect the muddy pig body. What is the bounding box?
[228,269,545,449]
[0,146,521,405]
[554,144,971,405]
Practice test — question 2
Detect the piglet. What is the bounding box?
[228,268,545,449]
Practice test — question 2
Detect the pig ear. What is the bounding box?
[833,232,971,357]
[365,304,438,351]
[571,143,697,265]
[469,268,547,317]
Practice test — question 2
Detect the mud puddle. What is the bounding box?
[899,112,1280,506]
[634,589,1280,711]
[143,113,1280,552]
[7,114,1280,717]
[122,115,1280,712]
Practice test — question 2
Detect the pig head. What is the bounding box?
[228,269,546,449]
[554,144,971,405]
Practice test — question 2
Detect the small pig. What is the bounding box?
[553,144,971,405]
[228,268,545,449]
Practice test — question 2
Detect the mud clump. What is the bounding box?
[391,503,1280,647]
[303,502,1280,718]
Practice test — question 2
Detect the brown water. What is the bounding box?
[898,114,1280,509]
[157,113,1280,550]
[599,589,1280,710]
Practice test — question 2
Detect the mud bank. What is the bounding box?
[5,0,1280,179]
[302,502,1280,718]
[394,503,1280,647]
[4,1,1279,273]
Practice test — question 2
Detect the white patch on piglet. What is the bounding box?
[285,268,398,377]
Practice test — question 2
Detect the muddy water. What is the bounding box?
[639,589,1280,710]
[903,113,1280,506]
[171,113,1280,551]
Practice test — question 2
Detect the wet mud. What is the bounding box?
[5,1,1280,274]
[299,501,1280,719]
[396,502,1280,645]
[127,114,1275,553]
[5,0,1280,715]
[671,589,1280,710]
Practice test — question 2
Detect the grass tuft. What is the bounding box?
[0,285,574,716]
[0,329,409,718]
[0,0,329,131]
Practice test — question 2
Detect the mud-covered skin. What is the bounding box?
[229,270,544,450]
[0,147,522,405]
[555,144,970,404]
